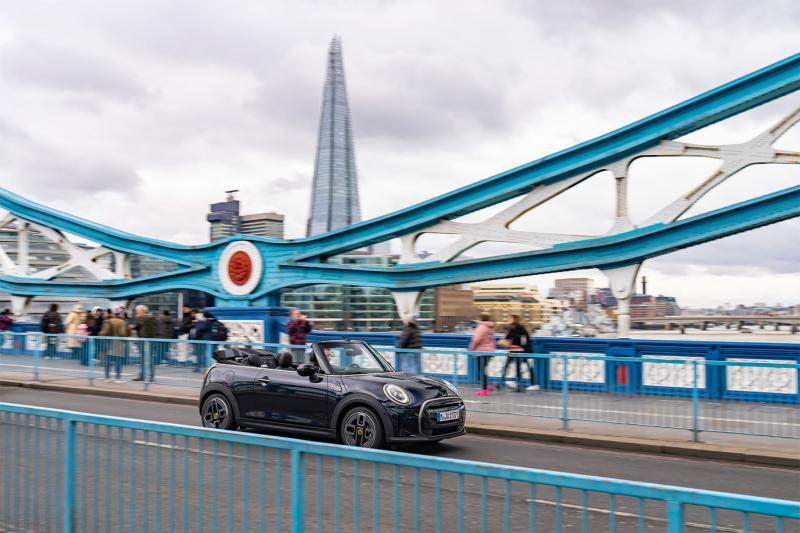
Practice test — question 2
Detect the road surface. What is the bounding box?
[0,386,797,532]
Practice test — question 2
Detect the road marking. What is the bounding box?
[525,498,743,532]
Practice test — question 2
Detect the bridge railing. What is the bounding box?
[0,332,798,439]
[1,402,798,533]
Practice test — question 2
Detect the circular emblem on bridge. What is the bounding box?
[218,241,263,296]
[228,251,252,286]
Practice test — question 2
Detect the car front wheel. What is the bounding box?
[201,393,236,430]
[340,406,383,448]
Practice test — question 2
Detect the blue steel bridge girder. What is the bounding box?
[0,53,798,320]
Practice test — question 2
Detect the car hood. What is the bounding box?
[342,372,456,398]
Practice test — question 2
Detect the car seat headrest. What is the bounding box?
[277,351,293,368]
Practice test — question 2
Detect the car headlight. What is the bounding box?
[440,379,459,394]
[383,383,411,405]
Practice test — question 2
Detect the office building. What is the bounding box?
[306,36,361,237]
[550,278,595,311]
[207,191,285,241]
[472,283,545,330]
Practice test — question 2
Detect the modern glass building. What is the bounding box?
[306,36,362,237]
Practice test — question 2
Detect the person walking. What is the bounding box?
[64,304,86,364]
[99,307,128,382]
[40,303,62,358]
[397,318,423,374]
[177,306,195,364]
[131,305,158,382]
[87,306,104,337]
[287,309,312,358]
[469,314,497,395]
[156,310,176,366]
[0,309,14,332]
[190,311,218,371]
[500,315,539,392]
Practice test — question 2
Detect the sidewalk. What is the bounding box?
[1,371,797,468]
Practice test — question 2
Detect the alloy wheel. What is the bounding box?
[202,396,230,429]
[342,410,378,447]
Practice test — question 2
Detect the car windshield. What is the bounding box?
[320,342,394,374]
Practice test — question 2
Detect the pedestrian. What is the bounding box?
[40,303,62,358]
[64,304,86,364]
[99,307,128,382]
[500,315,539,392]
[0,309,14,332]
[469,314,497,396]
[287,309,312,359]
[87,306,104,337]
[397,318,423,374]
[177,306,195,364]
[131,304,158,382]
[157,310,176,365]
[190,310,217,371]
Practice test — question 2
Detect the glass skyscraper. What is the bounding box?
[306,36,362,236]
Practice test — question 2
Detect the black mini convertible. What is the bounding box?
[199,340,466,448]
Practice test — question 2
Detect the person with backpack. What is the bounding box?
[131,304,158,382]
[190,311,227,370]
[40,303,63,358]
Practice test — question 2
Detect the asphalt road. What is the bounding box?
[1,386,798,532]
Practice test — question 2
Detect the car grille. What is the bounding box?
[418,397,465,438]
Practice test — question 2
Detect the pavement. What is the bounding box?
[0,369,797,469]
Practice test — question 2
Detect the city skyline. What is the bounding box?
[0,2,796,308]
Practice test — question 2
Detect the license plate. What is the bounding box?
[436,409,460,423]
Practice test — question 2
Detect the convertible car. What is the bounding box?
[199,339,466,448]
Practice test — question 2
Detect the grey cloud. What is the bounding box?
[650,219,800,274]
[1,42,148,103]
[0,117,142,198]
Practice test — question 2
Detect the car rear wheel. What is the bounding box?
[201,393,235,430]
[340,407,383,448]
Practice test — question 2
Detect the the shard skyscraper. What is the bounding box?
[306,36,362,236]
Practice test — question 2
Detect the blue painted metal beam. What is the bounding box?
[287,53,800,259]
[1,185,797,298]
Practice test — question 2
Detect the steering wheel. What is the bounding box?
[346,363,361,370]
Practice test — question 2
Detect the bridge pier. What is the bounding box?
[602,264,641,338]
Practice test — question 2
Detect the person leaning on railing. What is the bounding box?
[470,314,497,396]
[99,308,128,382]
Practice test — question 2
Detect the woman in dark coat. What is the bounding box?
[397,320,423,374]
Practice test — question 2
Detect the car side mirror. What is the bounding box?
[297,363,322,382]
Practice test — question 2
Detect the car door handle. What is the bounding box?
[257,377,271,385]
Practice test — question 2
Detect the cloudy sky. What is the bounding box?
[0,0,797,307]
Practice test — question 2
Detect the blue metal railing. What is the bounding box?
[1,331,798,439]
[1,402,798,533]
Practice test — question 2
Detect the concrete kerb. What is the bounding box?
[1,377,797,469]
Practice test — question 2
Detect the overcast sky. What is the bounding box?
[0,0,798,307]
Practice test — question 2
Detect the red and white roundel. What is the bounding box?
[218,241,263,296]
